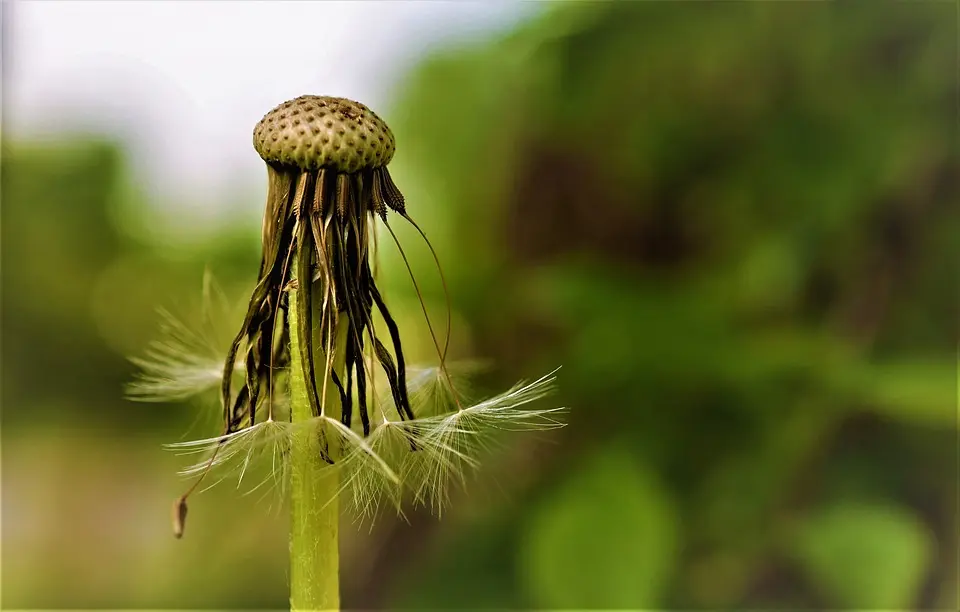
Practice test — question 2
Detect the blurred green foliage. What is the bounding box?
[790,500,933,609]
[384,2,957,609]
[2,2,956,610]
[520,449,679,609]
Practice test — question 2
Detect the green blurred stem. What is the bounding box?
[288,272,345,612]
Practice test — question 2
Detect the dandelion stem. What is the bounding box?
[289,264,345,612]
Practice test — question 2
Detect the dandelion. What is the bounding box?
[131,95,565,611]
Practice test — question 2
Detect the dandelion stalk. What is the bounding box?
[288,265,345,612]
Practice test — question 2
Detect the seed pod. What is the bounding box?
[172,496,188,539]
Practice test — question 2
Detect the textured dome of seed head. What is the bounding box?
[253,95,396,173]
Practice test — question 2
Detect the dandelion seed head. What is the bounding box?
[135,95,567,537]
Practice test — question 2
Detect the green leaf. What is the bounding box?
[858,360,957,427]
[520,448,679,608]
[790,501,933,608]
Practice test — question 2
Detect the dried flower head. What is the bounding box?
[130,95,565,536]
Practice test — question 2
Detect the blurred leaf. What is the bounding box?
[520,448,679,608]
[790,501,933,609]
[856,360,956,427]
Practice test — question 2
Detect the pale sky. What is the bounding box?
[5,0,539,232]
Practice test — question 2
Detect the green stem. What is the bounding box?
[288,276,345,612]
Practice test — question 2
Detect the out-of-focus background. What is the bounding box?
[2,1,957,609]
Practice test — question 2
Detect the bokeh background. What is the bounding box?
[2,1,957,609]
